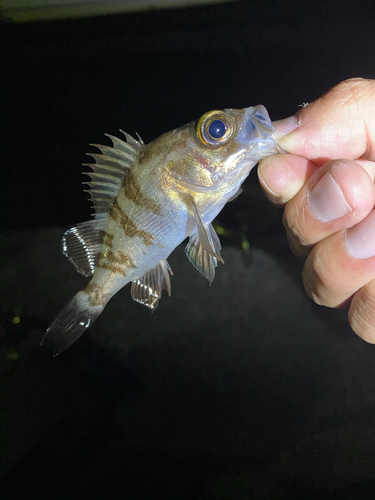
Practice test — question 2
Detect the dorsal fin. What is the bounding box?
[63,131,143,275]
[83,131,143,218]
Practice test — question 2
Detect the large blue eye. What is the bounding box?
[197,110,235,145]
[208,120,226,139]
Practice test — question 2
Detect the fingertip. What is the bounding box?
[276,79,375,161]
[272,114,299,141]
[258,159,285,206]
[258,154,318,205]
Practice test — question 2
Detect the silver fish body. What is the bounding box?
[41,105,281,355]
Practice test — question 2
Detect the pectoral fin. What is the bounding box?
[185,195,224,284]
[185,222,223,284]
[187,195,224,262]
[131,260,173,310]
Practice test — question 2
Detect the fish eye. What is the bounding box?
[208,120,226,139]
[197,111,235,146]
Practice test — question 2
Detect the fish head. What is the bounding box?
[166,105,281,196]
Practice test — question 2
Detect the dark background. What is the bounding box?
[2,1,375,499]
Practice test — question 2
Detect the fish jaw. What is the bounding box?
[236,105,282,160]
[206,105,282,194]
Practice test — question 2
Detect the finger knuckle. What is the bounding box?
[334,78,372,98]
[283,205,309,247]
[349,285,375,344]
[302,246,337,306]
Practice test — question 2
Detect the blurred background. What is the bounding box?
[2,1,375,499]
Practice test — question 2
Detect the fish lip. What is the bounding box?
[238,105,275,143]
[237,105,280,158]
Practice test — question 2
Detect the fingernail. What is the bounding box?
[345,210,375,259]
[308,171,351,222]
[272,114,299,140]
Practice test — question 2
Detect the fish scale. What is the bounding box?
[41,105,282,355]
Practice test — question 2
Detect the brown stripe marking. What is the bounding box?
[85,282,105,306]
[96,262,128,277]
[111,200,154,246]
[96,248,137,277]
[85,282,100,297]
[123,170,162,215]
[103,232,114,248]
[107,249,117,264]
[106,249,137,269]
[118,250,137,269]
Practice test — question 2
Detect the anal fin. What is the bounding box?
[131,260,173,310]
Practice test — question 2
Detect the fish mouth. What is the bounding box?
[237,105,281,158]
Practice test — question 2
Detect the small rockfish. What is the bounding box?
[41,105,281,355]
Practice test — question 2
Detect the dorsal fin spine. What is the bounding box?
[64,131,143,275]
[83,131,143,217]
[83,164,125,178]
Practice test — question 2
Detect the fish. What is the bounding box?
[41,105,281,355]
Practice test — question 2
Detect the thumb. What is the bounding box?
[275,78,375,164]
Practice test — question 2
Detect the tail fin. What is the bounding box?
[41,291,104,356]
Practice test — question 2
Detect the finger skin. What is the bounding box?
[277,78,375,164]
[349,280,375,343]
[259,154,375,207]
[302,230,375,309]
[264,78,375,343]
[258,154,318,205]
[282,160,375,258]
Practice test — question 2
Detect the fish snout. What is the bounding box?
[238,105,279,159]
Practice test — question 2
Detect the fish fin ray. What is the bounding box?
[185,222,222,284]
[131,260,173,310]
[62,218,107,276]
[187,195,224,266]
[84,131,143,216]
[119,130,143,151]
[40,291,103,356]
[104,133,140,157]
[208,222,222,251]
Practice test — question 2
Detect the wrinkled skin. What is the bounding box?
[259,78,375,343]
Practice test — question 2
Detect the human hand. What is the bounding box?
[258,78,375,342]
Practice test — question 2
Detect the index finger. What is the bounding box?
[277,78,375,164]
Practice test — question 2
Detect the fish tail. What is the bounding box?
[40,290,104,356]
